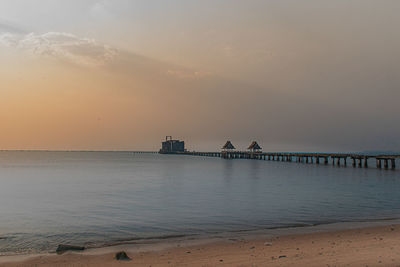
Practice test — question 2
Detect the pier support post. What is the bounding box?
[391,159,396,170]
[316,157,320,164]
[352,158,356,167]
[358,158,362,168]
[324,157,329,165]
[377,159,382,169]
[364,158,368,168]
[384,159,389,169]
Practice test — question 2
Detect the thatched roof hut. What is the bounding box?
[248,141,262,151]
[222,141,236,150]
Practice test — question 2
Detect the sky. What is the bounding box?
[0,0,399,152]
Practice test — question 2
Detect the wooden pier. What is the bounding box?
[173,151,399,170]
[158,138,399,170]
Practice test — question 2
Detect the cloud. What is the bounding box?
[0,32,20,46]
[0,32,118,67]
[166,69,212,80]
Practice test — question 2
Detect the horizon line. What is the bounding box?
[0,149,158,153]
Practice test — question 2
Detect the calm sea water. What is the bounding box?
[0,151,399,255]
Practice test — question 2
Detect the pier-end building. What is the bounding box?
[159,136,185,154]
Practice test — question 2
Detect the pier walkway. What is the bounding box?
[176,151,399,170]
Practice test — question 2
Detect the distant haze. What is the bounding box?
[0,0,399,152]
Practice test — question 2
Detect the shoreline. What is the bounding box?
[1,218,400,266]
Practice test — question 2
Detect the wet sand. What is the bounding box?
[1,223,399,267]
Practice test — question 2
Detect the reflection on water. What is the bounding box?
[0,151,399,255]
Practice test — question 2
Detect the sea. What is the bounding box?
[0,151,399,255]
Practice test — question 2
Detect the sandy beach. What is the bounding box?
[1,223,399,267]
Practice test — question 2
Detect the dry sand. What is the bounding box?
[1,224,400,267]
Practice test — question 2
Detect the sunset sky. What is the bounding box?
[1,0,399,151]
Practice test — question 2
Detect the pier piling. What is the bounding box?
[377,159,382,169]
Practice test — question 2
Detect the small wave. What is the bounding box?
[89,234,194,249]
